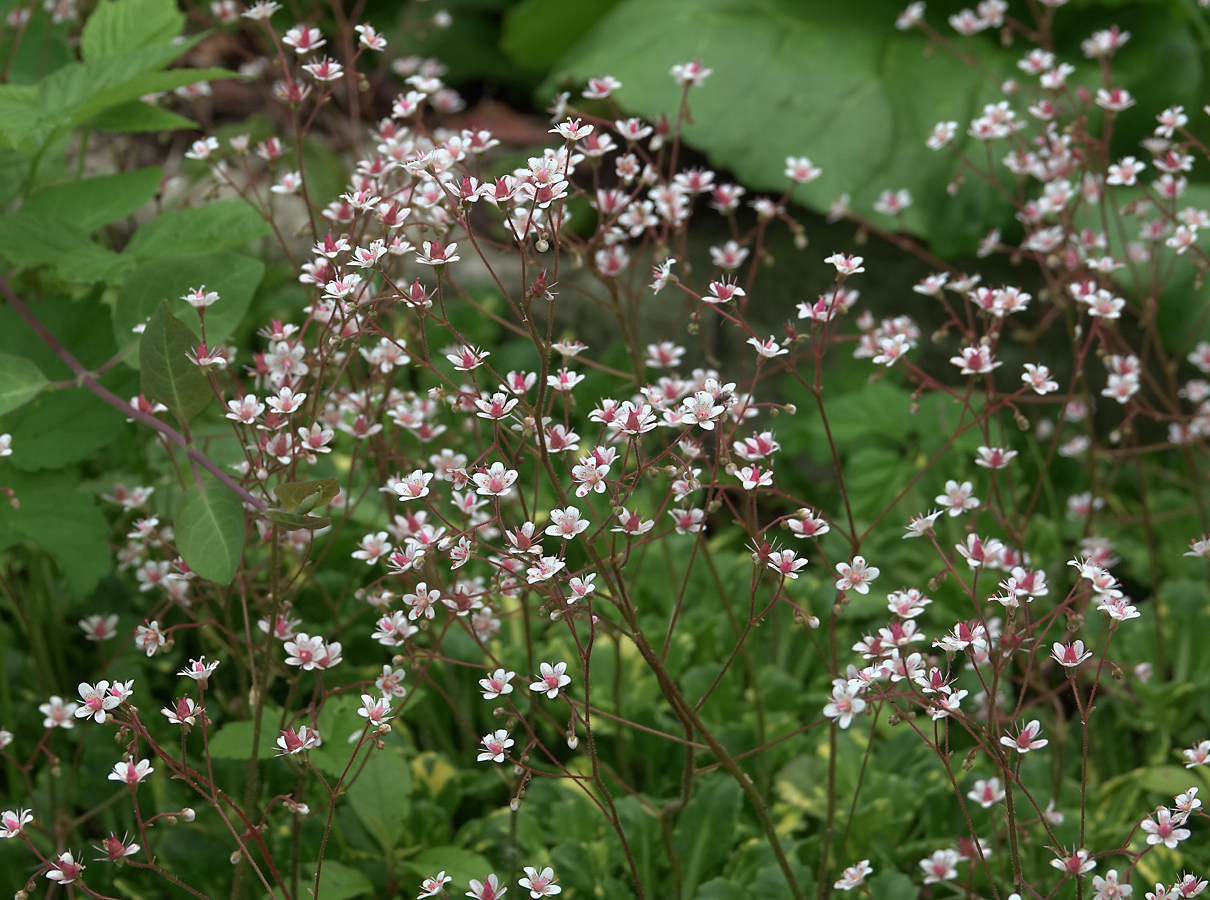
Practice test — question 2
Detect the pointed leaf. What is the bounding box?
[0,352,48,415]
[261,509,332,532]
[114,251,263,365]
[138,302,212,425]
[273,478,341,512]
[299,861,373,900]
[124,201,273,261]
[22,167,162,233]
[85,100,197,133]
[176,480,244,585]
[82,0,185,62]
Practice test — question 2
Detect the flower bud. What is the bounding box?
[181,808,196,822]
[509,798,521,811]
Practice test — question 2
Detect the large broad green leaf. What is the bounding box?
[547,0,1012,254]
[81,0,185,62]
[204,705,283,759]
[672,774,742,900]
[399,848,494,893]
[0,353,48,416]
[138,302,213,425]
[0,148,30,207]
[0,85,40,150]
[22,167,162,234]
[85,101,197,134]
[33,44,195,136]
[0,46,221,148]
[868,870,919,900]
[175,479,245,585]
[299,861,373,900]
[124,201,273,261]
[2,380,132,472]
[0,469,111,598]
[71,64,232,127]
[695,880,748,900]
[115,252,264,363]
[0,209,125,281]
[0,292,120,381]
[501,0,621,73]
[346,751,412,854]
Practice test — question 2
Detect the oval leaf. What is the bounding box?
[273,478,341,512]
[139,301,212,425]
[176,479,244,584]
[114,251,263,365]
[0,351,48,415]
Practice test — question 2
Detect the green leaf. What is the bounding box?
[346,751,412,854]
[261,509,332,531]
[33,44,196,139]
[299,861,373,900]
[71,64,233,127]
[0,353,48,415]
[867,870,919,900]
[81,0,185,61]
[695,879,747,900]
[297,138,350,208]
[3,381,131,472]
[399,848,494,892]
[204,706,283,759]
[548,0,1012,253]
[84,100,197,133]
[0,292,121,382]
[175,479,244,585]
[22,167,162,234]
[204,719,257,759]
[0,469,111,598]
[673,774,742,900]
[0,148,30,207]
[273,478,341,512]
[501,0,620,73]
[124,201,272,261]
[0,85,40,149]
[0,209,124,281]
[138,302,213,425]
[115,252,264,364]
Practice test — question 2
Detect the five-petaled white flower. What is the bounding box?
[530,662,571,699]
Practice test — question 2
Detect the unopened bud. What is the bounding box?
[509,798,521,811]
[567,735,578,750]
[1110,662,1123,681]
[165,816,178,826]
[535,239,549,252]
[230,851,242,865]
[181,808,196,822]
